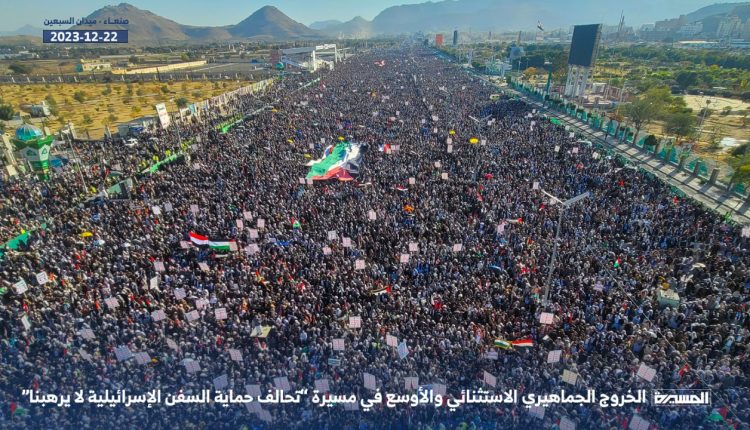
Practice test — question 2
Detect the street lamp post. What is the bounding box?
[540,189,591,304]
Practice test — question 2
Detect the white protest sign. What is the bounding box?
[229,349,243,362]
[195,298,209,310]
[322,246,331,255]
[154,261,165,272]
[236,219,244,229]
[184,359,201,373]
[555,145,560,152]
[368,210,377,220]
[198,262,209,272]
[332,338,345,351]
[256,219,265,229]
[306,178,314,185]
[485,350,498,360]
[134,352,151,365]
[229,241,238,252]
[249,229,259,239]
[447,144,453,153]
[190,204,199,214]
[397,341,409,359]
[355,259,365,270]
[529,405,545,419]
[533,181,539,190]
[349,316,362,329]
[572,147,579,154]
[452,243,463,252]
[636,363,656,382]
[185,310,200,322]
[151,309,166,322]
[79,328,95,340]
[314,379,330,393]
[174,288,186,300]
[164,202,173,212]
[540,312,554,325]
[560,416,576,430]
[363,373,377,391]
[115,345,132,362]
[400,254,410,263]
[14,279,28,295]
[149,276,158,290]
[243,211,253,221]
[483,371,497,387]
[562,369,578,385]
[386,334,398,347]
[409,242,419,252]
[327,230,338,241]
[547,350,562,364]
[408,177,416,185]
[342,237,352,248]
[180,241,191,249]
[629,414,650,430]
[245,244,260,255]
[151,206,161,216]
[36,272,49,285]
[215,307,228,320]
[441,172,448,180]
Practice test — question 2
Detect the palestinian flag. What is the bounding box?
[189,232,209,246]
[292,218,301,230]
[371,286,392,296]
[306,142,364,181]
[395,185,408,192]
[511,339,534,348]
[494,339,512,349]
[209,240,235,252]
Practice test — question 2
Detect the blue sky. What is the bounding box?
[0,0,724,31]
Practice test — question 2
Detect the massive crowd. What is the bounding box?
[0,47,749,430]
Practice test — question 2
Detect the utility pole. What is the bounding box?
[541,190,591,304]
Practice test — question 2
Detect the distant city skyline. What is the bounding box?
[0,0,729,32]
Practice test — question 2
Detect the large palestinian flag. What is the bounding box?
[306,142,364,181]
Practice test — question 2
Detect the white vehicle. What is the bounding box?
[125,138,138,147]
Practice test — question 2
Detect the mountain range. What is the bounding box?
[1,1,747,44]
[68,3,322,43]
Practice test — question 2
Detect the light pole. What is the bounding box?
[540,189,591,304]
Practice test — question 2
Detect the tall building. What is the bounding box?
[453,30,458,46]
[717,15,742,38]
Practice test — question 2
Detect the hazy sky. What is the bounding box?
[0,0,726,31]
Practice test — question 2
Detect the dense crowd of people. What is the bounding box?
[0,46,749,430]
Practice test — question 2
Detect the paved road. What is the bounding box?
[505,86,750,226]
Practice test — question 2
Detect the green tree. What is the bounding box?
[83,114,93,125]
[129,56,139,64]
[175,97,188,108]
[675,71,699,90]
[44,94,57,106]
[663,111,697,144]
[108,113,118,123]
[73,91,87,104]
[623,98,659,144]
[161,85,170,94]
[0,101,15,120]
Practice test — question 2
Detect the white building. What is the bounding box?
[678,21,703,37]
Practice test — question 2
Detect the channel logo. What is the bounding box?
[653,390,711,407]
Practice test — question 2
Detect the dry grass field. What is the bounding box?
[0,79,247,138]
